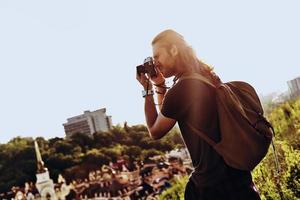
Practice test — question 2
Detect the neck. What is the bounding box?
[175,67,196,79]
[172,69,195,85]
[172,56,202,82]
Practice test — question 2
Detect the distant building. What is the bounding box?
[63,108,113,138]
[287,76,300,99]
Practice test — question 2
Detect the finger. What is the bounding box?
[136,73,146,84]
[140,74,149,85]
[136,72,141,81]
[140,73,146,81]
[144,72,150,80]
[154,66,164,76]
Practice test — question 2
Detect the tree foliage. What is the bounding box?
[252,99,300,200]
[0,123,183,192]
[159,176,188,200]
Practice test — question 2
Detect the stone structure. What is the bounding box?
[34,140,57,200]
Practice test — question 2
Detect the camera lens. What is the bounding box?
[144,57,153,64]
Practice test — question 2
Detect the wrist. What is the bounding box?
[142,89,154,98]
[143,85,153,90]
[143,81,153,90]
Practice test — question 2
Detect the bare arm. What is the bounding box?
[144,94,176,139]
[137,73,176,140]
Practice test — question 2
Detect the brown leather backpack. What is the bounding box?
[179,73,276,171]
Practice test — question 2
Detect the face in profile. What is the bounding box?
[152,43,177,78]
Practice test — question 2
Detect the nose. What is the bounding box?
[155,64,161,71]
[154,60,160,68]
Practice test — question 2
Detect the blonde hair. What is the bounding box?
[152,29,220,83]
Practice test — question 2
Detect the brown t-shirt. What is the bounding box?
[161,79,243,186]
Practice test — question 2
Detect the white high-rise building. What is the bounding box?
[63,108,113,138]
[287,76,300,99]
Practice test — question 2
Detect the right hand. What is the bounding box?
[136,73,153,90]
[136,67,165,89]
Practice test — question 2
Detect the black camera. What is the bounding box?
[136,57,157,78]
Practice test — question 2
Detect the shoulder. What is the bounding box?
[161,78,216,121]
[167,79,214,97]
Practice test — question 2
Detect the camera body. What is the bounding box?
[136,57,157,78]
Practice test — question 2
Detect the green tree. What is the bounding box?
[159,176,188,200]
[84,148,111,166]
[93,131,114,148]
[69,132,93,152]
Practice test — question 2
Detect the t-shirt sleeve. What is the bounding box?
[160,82,189,120]
[161,80,215,121]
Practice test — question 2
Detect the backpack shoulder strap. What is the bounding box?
[178,73,216,88]
[177,73,218,146]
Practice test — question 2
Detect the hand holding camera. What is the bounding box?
[136,57,165,90]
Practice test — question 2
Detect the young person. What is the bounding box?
[136,29,261,200]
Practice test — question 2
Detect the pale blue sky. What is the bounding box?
[1,0,300,143]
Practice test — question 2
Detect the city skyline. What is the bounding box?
[1,1,300,143]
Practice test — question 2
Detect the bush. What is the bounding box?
[159,176,188,200]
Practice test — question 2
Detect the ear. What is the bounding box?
[170,45,178,57]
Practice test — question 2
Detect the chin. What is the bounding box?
[160,69,173,78]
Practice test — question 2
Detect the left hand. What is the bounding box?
[150,67,165,86]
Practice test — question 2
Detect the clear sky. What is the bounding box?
[1,0,300,143]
